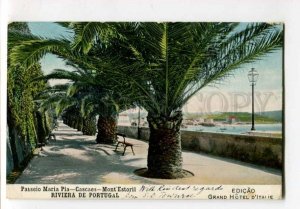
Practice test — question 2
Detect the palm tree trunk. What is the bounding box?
[77,117,83,132]
[96,115,117,144]
[82,117,97,135]
[146,111,184,179]
[75,116,83,131]
[35,111,47,144]
[74,116,81,131]
[70,116,76,129]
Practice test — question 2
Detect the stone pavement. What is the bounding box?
[15,121,282,184]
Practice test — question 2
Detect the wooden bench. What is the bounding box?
[115,133,135,156]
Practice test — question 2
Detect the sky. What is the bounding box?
[28,22,283,113]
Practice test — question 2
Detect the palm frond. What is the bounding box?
[10,38,71,69]
[71,22,118,54]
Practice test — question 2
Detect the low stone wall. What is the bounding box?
[117,126,282,169]
[117,126,139,139]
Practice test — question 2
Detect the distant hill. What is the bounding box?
[260,110,282,121]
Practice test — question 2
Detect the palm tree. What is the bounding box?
[9,25,137,144]
[70,22,283,178]
[36,83,97,135]
[11,22,283,179]
[35,66,136,143]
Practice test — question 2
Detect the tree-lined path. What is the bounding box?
[8,22,283,180]
[16,121,281,185]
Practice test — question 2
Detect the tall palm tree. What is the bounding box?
[11,22,283,179]
[70,22,283,178]
[9,25,137,144]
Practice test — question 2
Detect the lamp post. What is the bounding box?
[137,107,141,139]
[248,68,259,131]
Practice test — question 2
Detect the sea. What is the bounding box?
[182,123,282,134]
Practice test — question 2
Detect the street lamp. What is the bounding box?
[247,68,259,131]
[137,107,141,139]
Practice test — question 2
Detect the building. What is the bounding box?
[227,116,237,124]
[118,113,131,126]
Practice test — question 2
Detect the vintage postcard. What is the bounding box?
[5,21,284,200]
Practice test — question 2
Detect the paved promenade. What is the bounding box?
[15,121,282,184]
